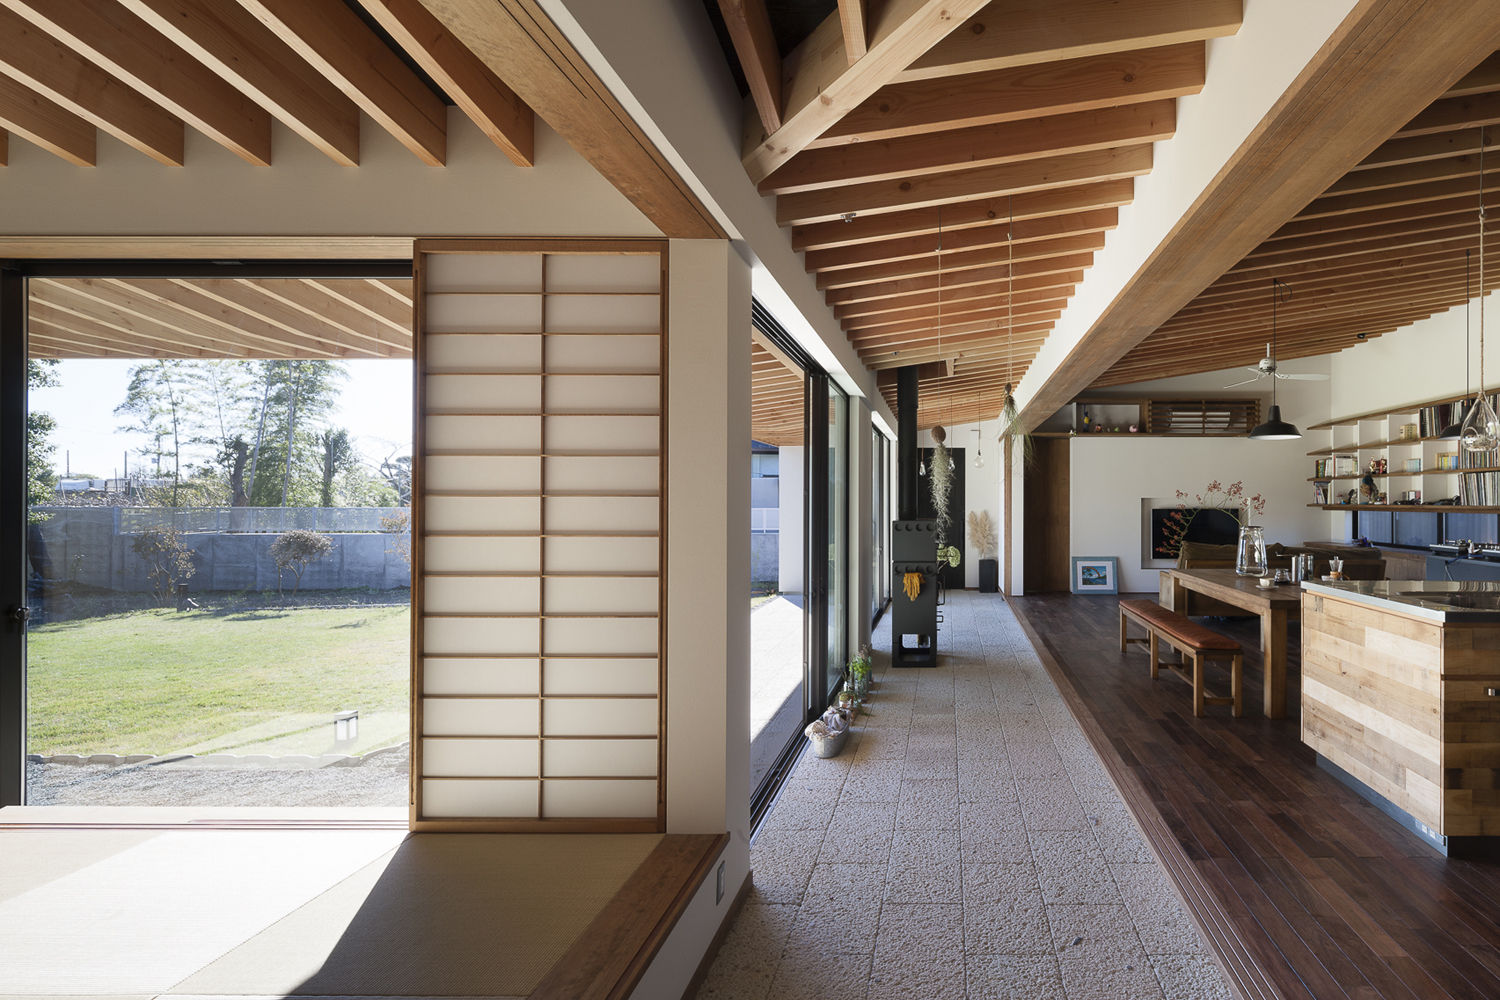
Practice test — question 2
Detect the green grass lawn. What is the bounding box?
[27,604,410,756]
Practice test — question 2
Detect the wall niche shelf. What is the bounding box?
[1035,396,1261,438]
[1310,389,1500,509]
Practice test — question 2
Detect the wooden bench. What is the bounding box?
[1119,599,1243,717]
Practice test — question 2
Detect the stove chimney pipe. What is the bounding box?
[897,366,918,520]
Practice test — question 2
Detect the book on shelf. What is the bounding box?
[1421,392,1500,438]
[1460,444,1500,504]
[1332,454,1357,476]
[1312,483,1329,505]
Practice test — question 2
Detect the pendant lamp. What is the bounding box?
[1459,128,1500,452]
[1438,248,1472,439]
[1249,278,1301,440]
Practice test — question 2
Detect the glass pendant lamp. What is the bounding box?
[1439,250,1472,439]
[1460,130,1499,453]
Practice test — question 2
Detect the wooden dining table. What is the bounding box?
[1161,567,1303,719]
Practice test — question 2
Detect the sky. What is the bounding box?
[30,358,413,481]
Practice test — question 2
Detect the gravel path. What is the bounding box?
[25,744,410,806]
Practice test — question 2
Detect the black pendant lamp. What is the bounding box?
[1249,278,1301,440]
[1439,248,1473,439]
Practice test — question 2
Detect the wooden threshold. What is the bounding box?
[529,831,729,1000]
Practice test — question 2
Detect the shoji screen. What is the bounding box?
[413,239,666,831]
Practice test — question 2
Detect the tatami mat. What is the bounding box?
[0,825,661,999]
[169,834,662,998]
[0,830,405,994]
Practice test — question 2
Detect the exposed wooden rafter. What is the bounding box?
[717,0,782,135]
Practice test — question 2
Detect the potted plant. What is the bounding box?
[968,509,999,592]
[846,645,872,700]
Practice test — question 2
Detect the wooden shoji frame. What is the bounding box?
[411,238,668,832]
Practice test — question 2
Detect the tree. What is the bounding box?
[270,529,333,595]
[318,428,355,507]
[380,453,412,505]
[131,528,196,605]
[26,360,59,521]
[116,360,192,506]
[243,361,346,507]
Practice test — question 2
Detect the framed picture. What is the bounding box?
[1070,556,1119,595]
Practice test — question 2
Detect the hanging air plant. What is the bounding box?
[998,383,1034,467]
[929,425,953,545]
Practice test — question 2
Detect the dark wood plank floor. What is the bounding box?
[1011,592,1500,1000]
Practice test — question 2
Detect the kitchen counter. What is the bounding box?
[1301,578,1500,622]
[1300,583,1500,852]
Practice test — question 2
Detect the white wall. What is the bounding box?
[0,111,656,240]
[777,446,806,594]
[1066,365,1331,594]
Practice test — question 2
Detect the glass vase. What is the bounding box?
[1235,525,1267,577]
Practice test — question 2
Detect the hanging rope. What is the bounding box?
[1007,196,1015,403]
[1482,128,1488,399]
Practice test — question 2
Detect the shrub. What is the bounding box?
[131,528,196,605]
[270,529,333,595]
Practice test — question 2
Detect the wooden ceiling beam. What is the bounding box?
[867,337,1049,370]
[807,207,1117,273]
[898,0,1241,83]
[856,315,1060,353]
[816,42,1205,147]
[27,314,221,360]
[843,289,1073,332]
[825,253,1093,305]
[118,0,361,167]
[1173,257,1491,316]
[849,300,1067,343]
[838,0,867,63]
[792,178,1133,251]
[1395,88,1500,139]
[761,99,1174,195]
[26,298,244,358]
[1445,52,1500,98]
[817,233,1105,290]
[236,0,446,165]
[1211,232,1488,291]
[717,0,782,136]
[835,269,1083,320]
[739,0,989,184]
[1352,126,1499,173]
[1266,188,1497,243]
[1227,221,1478,275]
[779,144,1153,226]
[356,0,534,166]
[1,0,272,165]
[1297,172,1500,221]
[1243,209,1487,261]
[0,73,94,166]
[418,0,722,238]
[1322,152,1484,198]
[224,279,413,354]
[0,7,183,165]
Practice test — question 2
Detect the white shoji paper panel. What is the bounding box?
[423,253,542,293]
[546,456,658,494]
[545,577,658,615]
[422,536,538,573]
[419,243,663,825]
[423,738,539,775]
[422,778,539,818]
[543,780,656,818]
[547,335,658,373]
[545,416,658,455]
[546,617,658,656]
[424,616,540,656]
[424,576,540,615]
[423,699,540,737]
[424,657,540,696]
[544,739,658,778]
[425,374,541,413]
[546,658,658,696]
[545,496,658,533]
[425,293,542,333]
[545,536,658,573]
[544,697,658,737]
[426,415,542,455]
[546,294,660,333]
[547,375,659,413]
[426,334,541,372]
[425,496,540,534]
[426,455,540,493]
[546,254,660,293]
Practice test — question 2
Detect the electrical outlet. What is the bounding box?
[716,860,725,904]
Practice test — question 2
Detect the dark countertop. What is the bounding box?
[1301,579,1500,623]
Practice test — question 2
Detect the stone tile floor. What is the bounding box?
[696,591,1234,1000]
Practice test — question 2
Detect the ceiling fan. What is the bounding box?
[1224,344,1329,388]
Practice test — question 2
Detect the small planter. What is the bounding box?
[978,558,999,593]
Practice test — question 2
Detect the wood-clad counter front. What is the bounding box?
[1301,585,1500,845]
